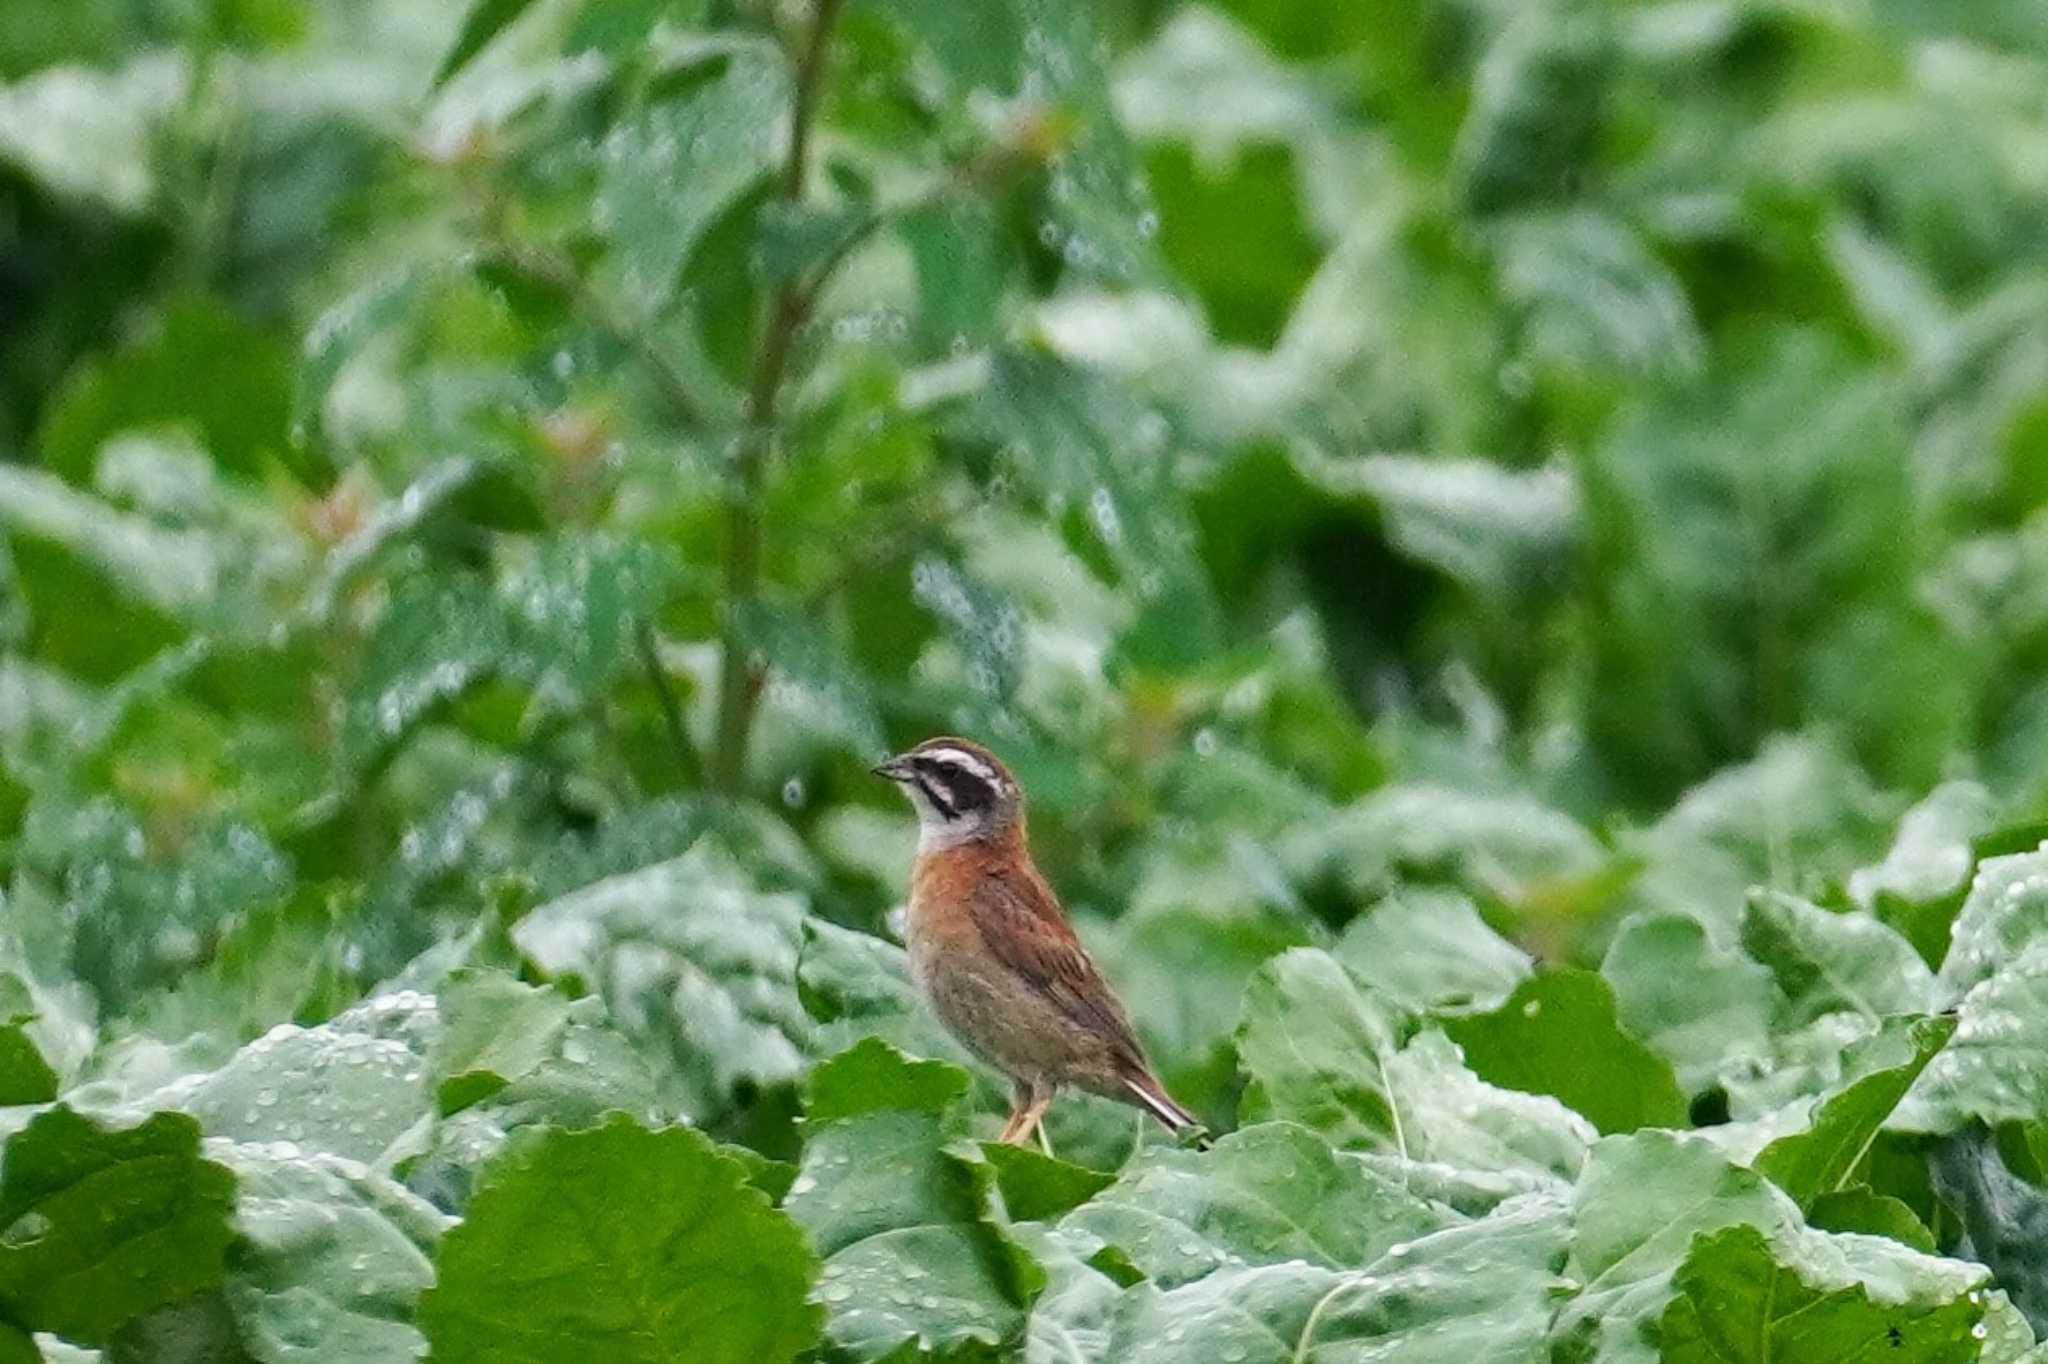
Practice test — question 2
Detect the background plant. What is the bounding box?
[6,0,2048,1359]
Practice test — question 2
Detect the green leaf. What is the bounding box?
[1583,329,1956,800]
[1453,9,1614,215]
[420,1116,822,1363]
[1741,891,1938,1028]
[1287,783,1606,905]
[1602,911,1778,1095]
[1299,451,1582,602]
[1808,1189,1937,1254]
[426,970,577,1114]
[213,1138,448,1364]
[1494,208,1701,377]
[165,988,440,1166]
[1384,1030,1595,1182]
[1847,782,1996,925]
[513,846,817,1118]
[1556,1131,1796,1363]
[1755,1014,1955,1207]
[1656,1223,1984,1364]
[730,599,886,758]
[37,293,293,483]
[431,0,541,88]
[1625,738,1894,933]
[981,1146,1114,1223]
[1236,950,1595,1177]
[1334,888,1531,1014]
[0,975,57,1105]
[295,262,445,452]
[1062,1122,1447,1289]
[1896,939,2048,1133]
[1936,845,2048,1003]
[1234,949,1403,1151]
[1440,968,1688,1135]
[1096,1193,1571,1363]
[801,1036,968,1123]
[786,1042,1039,1361]
[0,1107,236,1345]
[593,43,790,321]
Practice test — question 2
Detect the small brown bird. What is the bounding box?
[874,736,1203,1147]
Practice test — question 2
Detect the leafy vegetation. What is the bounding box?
[6,0,2048,1358]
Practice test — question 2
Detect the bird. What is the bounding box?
[873,736,1205,1149]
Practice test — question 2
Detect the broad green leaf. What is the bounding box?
[425,970,577,1113]
[513,846,816,1117]
[785,1041,1039,1360]
[1755,1015,1955,1208]
[1602,911,1778,1095]
[593,42,789,321]
[1935,846,2048,1003]
[0,1107,236,1345]
[1556,1131,1797,1364]
[344,538,679,765]
[1334,888,1531,1014]
[341,574,508,767]
[212,1138,448,1364]
[1440,968,1688,1135]
[158,989,440,1166]
[1657,1223,1984,1364]
[1582,327,1957,801]
[66,816,293,1016]
[1299,452,1582,602]
[294,262,445,451]
[403,1006,660,1212]
[1896,939,2048,1133]
[1847,782,1995,917]
[801,1036,968,1123]
[1384,1030,1595,1182]
[420,1116,822,1363]
[1097,1193,1571,1364]
[1286,783,1606,905]
[1625,738,1895,932]
[968,349,1219,669]
[1741,891,1938,1028]
[1234,949,1402,1151]
[37,294,293,483]
[1809,1189,1937,1255]
[0,462,215,618]
[1017,1223,1127,1364]
[1237,950,1594,1177]
[1061,1122,1447,1289]
[982,1146,1115,1223]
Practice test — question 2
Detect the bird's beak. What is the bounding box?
[871,754,913,782]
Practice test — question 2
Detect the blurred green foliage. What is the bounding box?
[8,0,2048,1358]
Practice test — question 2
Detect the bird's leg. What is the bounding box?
[997,1079,1034,1144]
[1009,1081,1054,1148]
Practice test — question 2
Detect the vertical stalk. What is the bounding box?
[710,0,846,794]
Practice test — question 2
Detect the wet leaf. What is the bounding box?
[420,1116,821,1363]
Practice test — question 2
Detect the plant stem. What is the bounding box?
[709,0,846,794]
[635,622,698,783]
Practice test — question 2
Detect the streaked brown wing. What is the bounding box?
[972,864,1147,1070]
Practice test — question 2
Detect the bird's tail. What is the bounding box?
[1123,1071,1212,1149]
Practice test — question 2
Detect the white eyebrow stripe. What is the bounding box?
[918,747,997,784]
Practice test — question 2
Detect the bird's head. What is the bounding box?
[873,736,1022,849]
